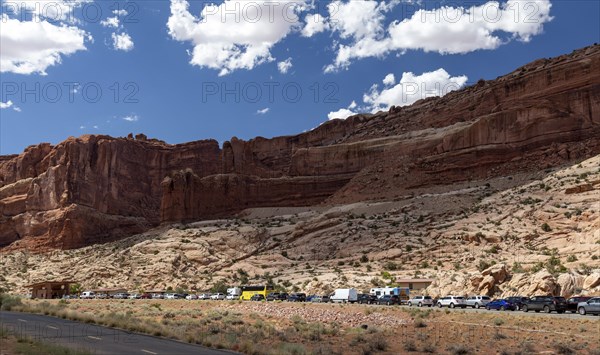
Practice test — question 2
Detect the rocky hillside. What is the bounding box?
[1,45,599,251]
[1,154,598,298]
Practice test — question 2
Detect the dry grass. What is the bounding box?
[7,298,600,355]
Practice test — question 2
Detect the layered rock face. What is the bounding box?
[0,136,221,249]
[1,45,599,250]
[161,44,600,218]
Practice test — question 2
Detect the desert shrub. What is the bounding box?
[478,260,492,271]
[493,318,504,326]
[541,223,552,232]
[512,262,525,273]
[447,344,471,355]
[414,318,427,328]
[0,293,22,311]
[367,334,388,351]
[554,343,575,355]
[278,342,307,355]
[485,245,500,254]
[422,343,436,353]
[566,255,577,262]
[493,331,507,340]
[350,333,366,346]
[403,340,417,352]
[383,262,397,271]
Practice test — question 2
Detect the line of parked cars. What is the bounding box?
[407,294,600,316]
[74,290,600,316]
[401,294,600,316]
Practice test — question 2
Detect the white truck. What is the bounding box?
[226,287,241,300]
[330,288,358,303]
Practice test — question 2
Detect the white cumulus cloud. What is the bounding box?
[167,0,306,76]
[256,108,270,115]
[113,9,128,16]
[277,58,293,74]
[101,16,120,28]
[111,33,134,52]
[302,13,328,37]
[383,73,395,86]
[327,101,357,120]
[324,0,553,72]
[328,69,468,120]
[0,101,13,109]
[364,69,468,111]
[0,14,89,75]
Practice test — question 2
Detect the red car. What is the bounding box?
[140,293,153,299]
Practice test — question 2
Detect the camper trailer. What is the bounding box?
[370,287,410,302]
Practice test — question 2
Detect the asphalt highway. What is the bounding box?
[0,311,235,355]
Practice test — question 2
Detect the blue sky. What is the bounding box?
[1,0,599,155]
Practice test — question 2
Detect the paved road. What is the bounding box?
[0,311,235,355]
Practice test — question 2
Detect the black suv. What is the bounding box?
[357,294,378,304]
[250,294,265,301]
[505,296,530,311]
[522,296,567,313]
[266,292,288,301]
[288,293,306,302]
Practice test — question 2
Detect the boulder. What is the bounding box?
[556,273,584,297]
[583,273,600,291]
[482,263,509,283]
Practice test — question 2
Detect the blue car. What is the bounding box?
[486,299,517,311]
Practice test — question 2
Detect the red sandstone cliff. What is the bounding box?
[1,44,599,250]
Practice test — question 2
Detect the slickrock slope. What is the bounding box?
[1,44,599,251]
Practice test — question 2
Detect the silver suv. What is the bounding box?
[407,295,434,307]
[465,295,491,308]
[436,296,467,308]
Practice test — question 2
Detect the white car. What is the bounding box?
[436,296,467,308]
[407,295,434,307]
[225,294,239,300]
[164,293,176,299]
[185,294,198,300]
[465,295,491,308]
[198,293,211,300]
[210,293,225,300]
[128,293,141,299]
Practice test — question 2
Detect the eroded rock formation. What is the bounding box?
[1,44,599,250]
